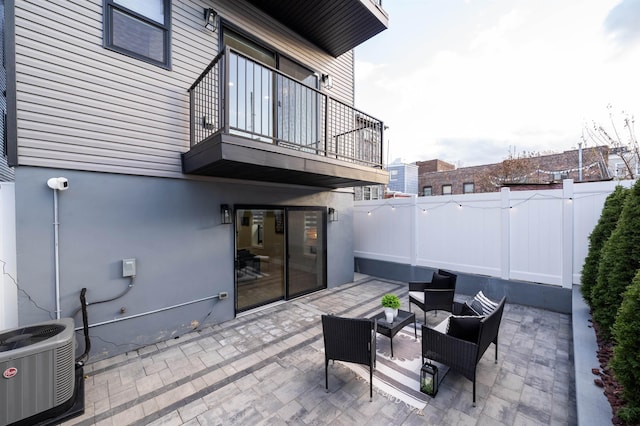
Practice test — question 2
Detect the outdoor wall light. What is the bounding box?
[204,8,218,32]
[328,207,338,222]
[321,74,333,90]
[221,204,232,224]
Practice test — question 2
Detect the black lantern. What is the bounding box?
[204,8,218,32]
[420,362,438,397]
[221,204,232,224]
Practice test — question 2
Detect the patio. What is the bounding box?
[62,274,576,425]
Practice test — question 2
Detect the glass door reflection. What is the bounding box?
[235,208,285,311]
[287,208,326,298]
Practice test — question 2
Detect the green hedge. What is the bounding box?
[581,186,629,305]
[611,269,640,424]
[591,179,640,340]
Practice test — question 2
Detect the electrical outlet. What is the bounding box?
[218,291,228,300]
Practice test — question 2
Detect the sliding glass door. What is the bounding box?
[235,207,326,312]
[286,208,325,298]
[235,208,285,311]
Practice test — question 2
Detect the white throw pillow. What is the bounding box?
[473,291,499,315]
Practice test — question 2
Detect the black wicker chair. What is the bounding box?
[409,269,458,323]
[321,315,377,400]
[421,296,506,405]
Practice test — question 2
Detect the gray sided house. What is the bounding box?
[387,162,418,195]
[4,0,388,361]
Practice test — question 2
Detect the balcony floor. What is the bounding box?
[62,276,576,425]
[182,133,388,189]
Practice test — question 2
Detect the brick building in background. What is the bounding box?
[417,146,611,196]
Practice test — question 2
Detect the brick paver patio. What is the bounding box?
[62,275,576,425]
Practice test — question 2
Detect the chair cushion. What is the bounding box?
[431,273,451,289]
[461,299,484,316]
[446,315,482,343]
[409,291,424,303]
[473,291,499,315]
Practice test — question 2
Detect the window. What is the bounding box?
[104,0,171,68]
[442,184,452,195]
[363,186,371,200]
[422,186,432,196]
[371,186,379,199]
[463,182,474,194]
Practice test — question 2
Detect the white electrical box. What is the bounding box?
[122,258,136,277]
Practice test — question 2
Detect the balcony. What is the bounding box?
[182,48,388,189]
[246,0,389,57]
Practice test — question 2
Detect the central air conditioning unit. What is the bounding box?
[0,318,83,426]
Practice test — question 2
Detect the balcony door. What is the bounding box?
[235,207,326,312]
[224,29,276,142]
[276,58,320,153]
[222,28,320,148]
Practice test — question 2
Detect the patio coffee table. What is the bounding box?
[370,309,417,358]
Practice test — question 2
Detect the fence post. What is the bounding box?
[500,187,510,280]
[562,179,574,288]
[410,196,417,267]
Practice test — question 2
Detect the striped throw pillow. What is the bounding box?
[473,291,499,315]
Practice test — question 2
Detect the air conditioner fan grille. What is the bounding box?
[0,324,66,352]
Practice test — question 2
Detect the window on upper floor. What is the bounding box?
[442,184,452,195]
[422,186,432,196]
[463,182,474,194]
[104,0,171,69]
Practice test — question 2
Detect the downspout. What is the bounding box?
[47,177,69,319]
[53,188,60,319]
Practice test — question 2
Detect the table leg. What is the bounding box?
[390,336,394,358]
[414,318,417,340]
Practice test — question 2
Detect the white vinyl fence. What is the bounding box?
[354,180,633,288]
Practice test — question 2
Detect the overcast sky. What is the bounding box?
[354,0,640,167]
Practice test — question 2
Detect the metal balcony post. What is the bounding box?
[324,97,329,156]
[189,89,195,146]
[224,47,230,134]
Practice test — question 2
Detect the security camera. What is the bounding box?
[47,177,69,191]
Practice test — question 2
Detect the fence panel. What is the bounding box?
[353,198,413,264]
[571,180,634,283]
[354,180,630,287]
[415,192,503,276]
[508,189,564,284]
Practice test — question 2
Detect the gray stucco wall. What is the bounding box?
[15,167,354,361]
[355,257,571,313]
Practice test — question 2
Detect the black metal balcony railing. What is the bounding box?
[188,47,384,169]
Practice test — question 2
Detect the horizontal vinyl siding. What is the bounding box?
[216,0,355,105]
[0,1,12,181]
[14,0,356,177]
